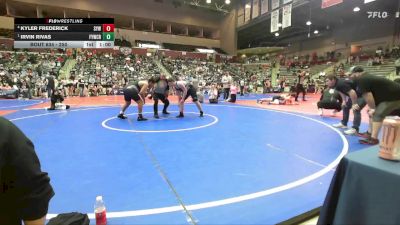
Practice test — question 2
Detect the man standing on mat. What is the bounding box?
[117,78,154,121]
[152,74,170,119]
[168,78,204,118]
[295,71,307,101]
[326,70,366,135]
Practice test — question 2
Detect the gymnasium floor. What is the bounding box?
[0,94,370,225]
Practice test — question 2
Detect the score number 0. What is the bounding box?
[102,24,114,32]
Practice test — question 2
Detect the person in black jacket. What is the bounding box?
[325,71,366,135]
[45,75,55,99]
[152,74,170,119]
[0,117,55,225]
[352,69,400,145]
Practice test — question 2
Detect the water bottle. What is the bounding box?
[94,196,107,225]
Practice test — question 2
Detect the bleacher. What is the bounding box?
[344,59,396,78]
[163,43,207,52]
[72,52,161,87]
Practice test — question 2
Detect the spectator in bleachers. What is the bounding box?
[367,57,373,66]
[372,56,382,65]
[395,57,400,75]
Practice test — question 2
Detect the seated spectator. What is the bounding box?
[372,56,381,65]
[208,83,219,104]
[88,84,97,96]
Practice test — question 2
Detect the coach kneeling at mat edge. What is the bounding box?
[352,68,400,145]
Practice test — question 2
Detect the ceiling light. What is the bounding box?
[225,0,231,4]
[364,0,376,3]
[275,33,279,37]
[245,4,251,9]
[314,30,319,34]
[206,0,211,4]
[306,21,312,26]
[353,7,360,12]
[278,23,282,27]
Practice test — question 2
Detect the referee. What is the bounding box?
[152,74,170,119]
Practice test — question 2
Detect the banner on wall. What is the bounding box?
[271,0,279,10]
[261,0,269,14]
[283,0,292,4]
[252,0,260,18]
[282,3,292,28]
[244,1,251,23]
[321,0,343,9]
[237,4,245,26]
[270,9,279,33]
[237,14,244,26]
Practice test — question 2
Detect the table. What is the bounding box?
[318,146,400,225]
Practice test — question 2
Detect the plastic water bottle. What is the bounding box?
[94,196,107,225]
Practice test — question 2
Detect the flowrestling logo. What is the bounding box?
[367,11,389,19]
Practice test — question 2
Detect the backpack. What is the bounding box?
[47,212,89,225]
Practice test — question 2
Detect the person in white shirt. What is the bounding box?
[168,78,204,118]
[227,83,238,103]
[209,83,219,104]
[395,57,400,75]
[240,79,245,96]
[221,72,232,100]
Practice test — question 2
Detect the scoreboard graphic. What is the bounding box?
[14,18,115,49]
